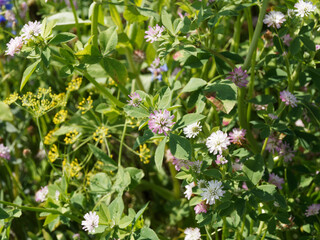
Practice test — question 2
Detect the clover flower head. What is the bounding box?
[280,90,298,107]
[268,173,285,189]
[184,182,195,200]
[200,180,225,205]
[279,142,294,162]
[305,204,320,217]
[206,130,230,155]
[266,134,281,154]
[128,92,142,107]
[268,113,278,120]
[81,211,99,233]
[226,67,249,88]
[282,34,292,46]
[294,0,316,18]
[21,20,42,41]
[263,11,286,29]
[183,122,202,138]
[148,109,175,136]
[316,45,320,51]
[184,227,201,240]
[5,36,23,56]
[144,24,165,43]
[35,186,48,202]
[194,201,208,214]
[0,144,10,160]
[215,155,228,165]
[229,128,246,145]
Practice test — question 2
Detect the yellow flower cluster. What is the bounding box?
[137,144,151,164]
[64,129,79,144]
[77,96,93,114]
[66,77,82,91]
[53,110,68,124]
[63,158,81,178]
[48,144,59,162]
[93,126,111,143]
[5,87,65,117]
[44,129,58,145]
[3,92,19,105]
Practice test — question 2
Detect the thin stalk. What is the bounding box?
[168,164,180,199]
[261,137,269,155]
[205,225,213,240]
[255,221,265,240]
[69,0,81,40]
[118,119,128,167]
[80,69,125,108]
[125,48,145,91]
[0,200,81,223]
[222,217,227,240]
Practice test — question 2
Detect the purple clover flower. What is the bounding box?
[148,57,168,81]
[305,204,320,217]
[215,155,228,165]
[279,142,294,162]
[268,173,285,189]
[144,24,165,43]
[0,143,10,160]
[194,201,208,214]
[280,90,298,107]
[229,128,246,145]
[226,67,249,88]
[148,109,175,136]
[127,92,142,107]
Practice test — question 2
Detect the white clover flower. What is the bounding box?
[81,211,99,234]
[184,227,201,240]
[200,180,225,205]
[206,130,230,155]
[263,11,286,29]
[305,204,320,217]
[21,20,42,41]
[184,182,195,200]
[35,186,48,202]
[5,36,23,56]
[183,122,202,138]
[294,0,316,18]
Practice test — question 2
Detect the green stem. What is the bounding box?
[205,225,213,240]
[91,2,100,48]
[69,0,81,40]
[118,119,128,167]
[255,221,265,240]
[0,200,81,223]
[125,49,145,91]
[231,14,242,53]
[168,164,180,199]
[222,217,227,240]
[261,137,269,156]
[80,69,125,108]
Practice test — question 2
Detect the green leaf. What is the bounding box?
[136,227,159,240]
[289,37,300,55]
[90,173,112,192]
[0,102,13,122]
[161,10,174,35]
[0,208,9,219]
[169,134,191,160]
[101,57,127,85]
[99,26,118,55]
[204,169,222,179]
[132,202,149,230]
[182,78,207,93]
[49,32,77,45]
[123,5,148,23]
[124,105,149,118]
[155,137,167,171]
[88,144,117,171]
[300,36,315,51]
[243,155,265,185]
[41,17,56,39]
[43,214,59,226]
[20,59,41,91]
[158,87,172,109]
[172,113,205,130]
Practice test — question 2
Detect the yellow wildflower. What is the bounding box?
[64,129,80,144]
[48,144,59,162]
[93,126,111,143]
[3,93,19,105]
[66,77,82,91]
[63,158,81,177]
[53,110,68,124]
[77,96,93,114]
[137,144,151,164]
[44,129,58,145]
